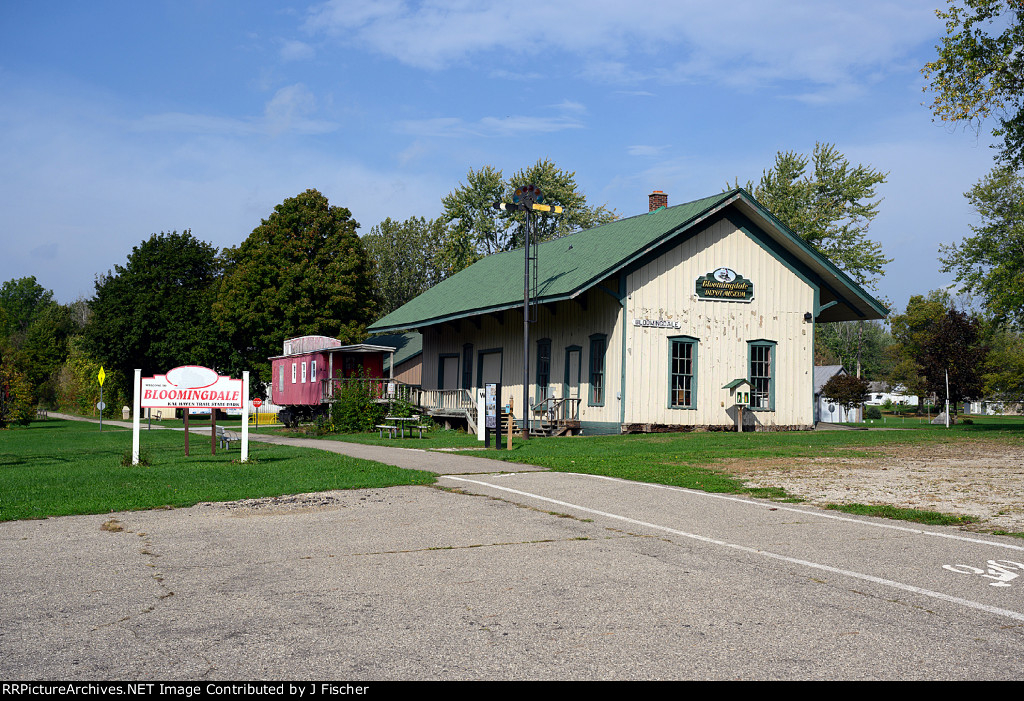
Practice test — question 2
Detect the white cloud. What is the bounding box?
[396,101,586,138]
[128,85,337,138]
[263,83,328,135]
[305,0,941,102]
[279,39,316,62]
[628,145,668,157]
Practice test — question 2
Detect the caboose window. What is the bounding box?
[301,362,307,383]
[291,363,297,384]
[310,360,317,382]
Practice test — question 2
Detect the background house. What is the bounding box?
[814,365,861,423]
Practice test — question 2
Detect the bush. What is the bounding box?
[0,361,34,428]
[330,371,387,432]
[864,406,882,420]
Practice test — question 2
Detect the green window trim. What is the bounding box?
[536,338,552,402]
[476,348,503,388]
[438,353,459,391]
[747,339,776,411]
[668,336,699,409]
[589,333,607,407]
[563,345,582,400]
[462,343,473,390]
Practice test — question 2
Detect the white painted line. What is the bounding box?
[444,475,1024,624]
[576,473,1024,552]
[456,470,1024,553]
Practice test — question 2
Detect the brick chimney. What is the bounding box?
[649,190,668,211]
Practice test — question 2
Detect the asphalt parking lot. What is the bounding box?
[3,462,1023,680]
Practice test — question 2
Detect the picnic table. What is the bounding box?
[385,416,417,438]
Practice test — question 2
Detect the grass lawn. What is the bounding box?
[306,414,1024,529]
[0,419,435,521]
[7,414,1022,530]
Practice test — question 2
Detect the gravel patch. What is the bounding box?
[727,441,1024,534]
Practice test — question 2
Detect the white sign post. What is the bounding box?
[241,371,250,462]
[132,369,141,464]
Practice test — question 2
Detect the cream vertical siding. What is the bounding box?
[624,216,815,428]
[422,289,624,428]
[421,214,815,431]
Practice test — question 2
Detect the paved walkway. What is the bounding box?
[47,412,545,475]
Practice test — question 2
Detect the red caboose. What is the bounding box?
[269,335,397,427]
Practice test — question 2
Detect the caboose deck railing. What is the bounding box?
[321,378,420,405]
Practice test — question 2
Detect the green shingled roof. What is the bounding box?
[368,189,887,332]
[369,191,732,332]
[370,331,422,369]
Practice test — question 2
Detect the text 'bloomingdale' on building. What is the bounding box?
[368,188,887,435]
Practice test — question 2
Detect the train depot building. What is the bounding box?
[368,188,887,435]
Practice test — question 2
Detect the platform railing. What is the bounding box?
[417,388,474,412]
[531,396,581,422]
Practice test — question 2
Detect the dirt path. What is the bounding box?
[729,440,1024,534]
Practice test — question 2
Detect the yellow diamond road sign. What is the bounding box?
[98,367,105,386]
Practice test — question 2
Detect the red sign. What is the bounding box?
[141,366,244,409]
[253,398,263,408]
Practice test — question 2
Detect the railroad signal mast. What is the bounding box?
[493,185,563,438]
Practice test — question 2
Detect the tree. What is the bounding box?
[0,278,81,408]
[922,0,1024,169]
[362,216,448,318]
[887,290,953,409]
[0,276,54,338]
[19,302,76,406]
[815,320,893,380]
[440,158,617,273]
[85,230,227,381]
[733,142,890,289]
[981,323,1024,401]
[214,189,378,394]
[919,308,989,415]
[939,165,1024,326]
[0,358,33,428]
[821,373,870,414]
[54,337,125,418]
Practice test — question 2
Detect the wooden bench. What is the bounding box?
[216,426,238,450]
[376,424,397,439]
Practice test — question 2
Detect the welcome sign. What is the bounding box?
[131,366,251,466]
[141,365,244,409]
[695,267,754,301]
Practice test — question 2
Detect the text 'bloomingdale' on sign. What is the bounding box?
[695,267,754,301]
[141,365,244,409]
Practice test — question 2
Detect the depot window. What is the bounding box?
[748,340,776,411]
[669,336,698,409]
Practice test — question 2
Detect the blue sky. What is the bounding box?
[0,1,1001,317]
